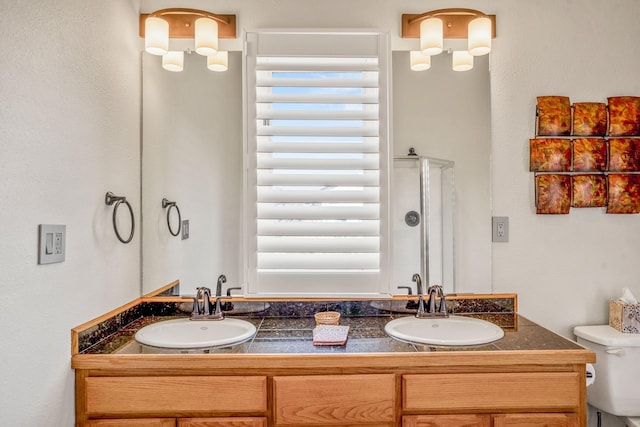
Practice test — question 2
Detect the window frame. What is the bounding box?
[242,29,392,297]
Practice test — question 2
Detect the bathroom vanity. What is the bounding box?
[72,292,595,427]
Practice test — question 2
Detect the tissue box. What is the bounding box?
[609,300,640,333]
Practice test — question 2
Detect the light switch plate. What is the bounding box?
[38,224,66,264]
[181,219,189,240]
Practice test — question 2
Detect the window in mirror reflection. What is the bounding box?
[244,31,392,297]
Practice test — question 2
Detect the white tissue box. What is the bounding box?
[609,301,640,333]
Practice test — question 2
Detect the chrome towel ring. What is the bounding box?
[162,198,181,237]
[105,192,135,244]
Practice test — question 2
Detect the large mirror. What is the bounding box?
[142,50,491,297]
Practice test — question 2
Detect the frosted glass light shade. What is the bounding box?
[410,51,431,71]
[162,51,184,72]
[195,18,219,56]
[145,17,169,56]
[468,16,492,56]
[452,50,473,71]
[420,18,443,56]
[207,51,228,72]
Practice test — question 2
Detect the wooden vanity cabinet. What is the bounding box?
[74,353,592,427]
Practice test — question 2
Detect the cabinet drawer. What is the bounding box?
[403,414,491,427]
[84,420,175,427]
[403,373,579,412]
[492,413,579,427]
[85,376,267,417]
[178,418,267,427]
[273,374,396,425]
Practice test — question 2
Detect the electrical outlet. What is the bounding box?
[181,219,189,240]
[492,216,508,242]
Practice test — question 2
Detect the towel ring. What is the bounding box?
[162,198,181,237]
[105,192,135,244]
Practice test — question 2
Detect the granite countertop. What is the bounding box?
[108,313,583,355]
[74,296,586,356]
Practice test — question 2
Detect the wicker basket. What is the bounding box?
[314,311,341,325]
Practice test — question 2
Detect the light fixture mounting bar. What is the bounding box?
[139,9,237,39]
[402,9,496,39]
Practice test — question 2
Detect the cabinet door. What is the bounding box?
[492,413,579,427]
[273,374,396,425]
[403,415,491,427]
[178,418,267,427]
[84,419,175,427]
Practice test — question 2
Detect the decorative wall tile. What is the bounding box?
[571,174,607,207]
[529,138,572,172]
[607,96,640,136]
[608,138,640,172]
[607,174,640,214]
[535,174,571,214]
[532,95,640,214]
[572,138,607,171]
[537,96,572,136]
[572,102,607,136]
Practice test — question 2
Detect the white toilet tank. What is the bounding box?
[574,325,640,416]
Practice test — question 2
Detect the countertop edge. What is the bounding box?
[72,348,595,370]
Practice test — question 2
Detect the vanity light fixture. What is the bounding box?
[207,51,228,72]
[402,8,495,72]
[452,50,473,72]
[140,8,237,72]
[162,51,184,72]
[410,50,431,71]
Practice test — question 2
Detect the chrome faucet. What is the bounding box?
[412,273,448,318]
[426,284,448,317]
[191,286,212,319]
[190,275,227,320]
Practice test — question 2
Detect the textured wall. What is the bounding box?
[0,1,141,425]
[1,1,638,426]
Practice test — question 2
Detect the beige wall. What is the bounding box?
[0,1,141,425]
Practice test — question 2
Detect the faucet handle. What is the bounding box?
[397,286,413,295]
[227,286,242,297]
[439,295,448,316]
[192,289,203,315]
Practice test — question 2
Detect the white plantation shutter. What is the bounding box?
[244,30,391,296]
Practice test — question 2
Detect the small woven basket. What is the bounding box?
[314,311,341,325]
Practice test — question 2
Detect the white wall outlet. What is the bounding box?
[38,224,66,264]
[492,216,509,242]
[181,219,189,240]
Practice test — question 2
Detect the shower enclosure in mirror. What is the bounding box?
[393,156,455,294]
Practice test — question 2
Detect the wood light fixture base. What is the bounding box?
[139,8,237,39]
[402,8,496,39]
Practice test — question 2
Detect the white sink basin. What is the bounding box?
[384,315,504,346]
[135,318,257,349]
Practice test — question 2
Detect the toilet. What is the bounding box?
[574,325,640,426]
